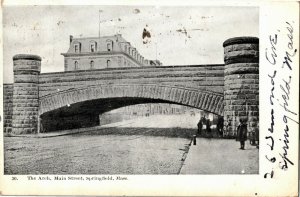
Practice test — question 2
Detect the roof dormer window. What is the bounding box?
[90,41,97,52]
[106,39,113,51]
[91,44,95,52]
[128,47,131,54]
[74,43,81,53]
[107,43,112,51]
[133,50,136,58]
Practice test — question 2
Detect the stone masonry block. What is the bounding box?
[224,43,259,53]
[225,66,258,75]
[224,50,259,61]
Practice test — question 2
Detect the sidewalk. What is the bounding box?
[180,137,259,174]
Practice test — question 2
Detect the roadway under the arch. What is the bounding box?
[40,97,176,132]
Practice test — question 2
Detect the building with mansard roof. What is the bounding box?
[61,34,162,71]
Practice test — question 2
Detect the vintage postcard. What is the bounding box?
[0,0,298,196]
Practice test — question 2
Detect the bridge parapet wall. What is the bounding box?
[223,37,259,136]
[38,65,224,97]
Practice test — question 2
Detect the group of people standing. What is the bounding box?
[197,116,224,138]
[197,116,211,137]
[197,115,250,150]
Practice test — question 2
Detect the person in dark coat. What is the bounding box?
[197,118,203,135]
[255,126,259,149]
[206,118,212,138]
[217,116,224,137]
[236,119,248,150]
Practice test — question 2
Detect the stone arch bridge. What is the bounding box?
[3,37,259,136]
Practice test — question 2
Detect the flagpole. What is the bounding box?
[155,42,157,60]
[99,10,101,39]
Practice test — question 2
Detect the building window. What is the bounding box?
[74,61,78,70]
[74,44,79,53]
[89,41,97,52]
[90,43,95,52]
[106,40,113,51]
[107,59,111,68]
[107,43,112,51]
[74,42,81,53]
[90,60,94,69]
[124,45,127,53]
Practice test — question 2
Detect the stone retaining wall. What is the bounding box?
[3,84,13,133]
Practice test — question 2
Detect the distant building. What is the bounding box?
[149,60,162,66]
[61,34,162,71]
[109,104,200,116]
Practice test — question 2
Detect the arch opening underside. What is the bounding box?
[40,97,179,132]
[39,85,224,132]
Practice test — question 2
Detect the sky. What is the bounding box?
[2,6,259,83]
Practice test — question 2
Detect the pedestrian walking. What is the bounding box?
[236,119,248,150]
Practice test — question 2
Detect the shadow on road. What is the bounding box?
[74,127,197,139]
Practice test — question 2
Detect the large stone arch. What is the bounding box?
[39,84,224,116]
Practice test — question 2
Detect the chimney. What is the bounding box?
[70,35,73,44]
[115,34,122,42]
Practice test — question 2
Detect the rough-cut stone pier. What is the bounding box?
[223,37,259,136]
[12,55,41,134]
